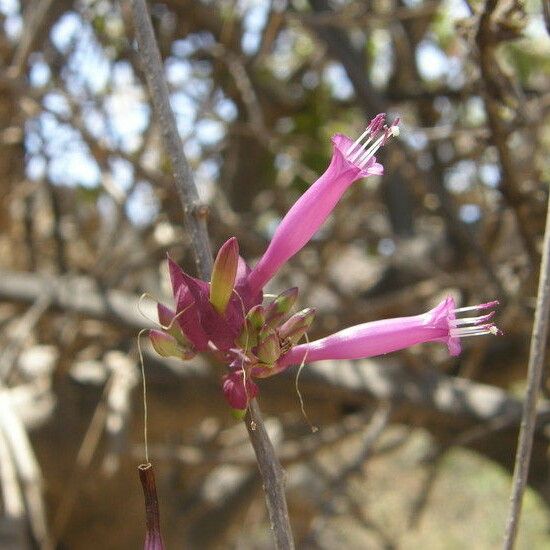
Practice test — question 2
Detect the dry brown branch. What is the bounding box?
[0,270,154,330]
[476,0,538,264]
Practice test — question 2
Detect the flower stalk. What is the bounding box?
[138,463,165,550]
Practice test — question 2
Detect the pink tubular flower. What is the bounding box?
[247,114,399,295]
[269,297,500,375]
[148,114,501,414]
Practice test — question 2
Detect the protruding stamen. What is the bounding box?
[346,113,387,159]
[451,311,496,327]
[346,127,372,156]
[454,301,499,314]
[450,324,497,338]
[449,300,500,341]
[451,329,495,338]
[355,134,386,167]
[351,119,400,169]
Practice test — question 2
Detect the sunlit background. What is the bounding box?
[0,0,549,547]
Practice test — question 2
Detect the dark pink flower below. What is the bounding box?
[222,370,259,410]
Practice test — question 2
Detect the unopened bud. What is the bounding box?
[222,370,258,411]
[278,308,316,345]
[210,237,239,315]
[255,332,281,365]
[236,305,266,350]
[264,287,299,327]
[149,329,195,360]
[246,305,266,330]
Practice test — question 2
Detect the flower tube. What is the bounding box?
[273,297,500,373]
[247,114,399,295]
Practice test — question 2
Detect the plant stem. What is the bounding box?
[503,191,550,549]
[246,399,294,549]
[129,0,212,280]
[127,2,294,546]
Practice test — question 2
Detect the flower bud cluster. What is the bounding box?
[236,288,315,371]
[221,289,315,413]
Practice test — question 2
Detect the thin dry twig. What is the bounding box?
[7,0,55,78]
[0,294,51,380]
[126,2,295,547]
[304,403,392,546]
[0,426,24,519]
[245,400,294,549]
[503,192,550,548]
[128,0,212,280]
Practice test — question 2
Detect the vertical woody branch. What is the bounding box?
[128,0,212,279]
[126,1,294,547]
[245,400,294,550]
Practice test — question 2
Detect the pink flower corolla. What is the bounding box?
[263,297,500,376]
[247,114,399,295]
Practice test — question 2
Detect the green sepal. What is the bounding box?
[231,408,247,420]
[247,305,266,330]
[237,318,258,350]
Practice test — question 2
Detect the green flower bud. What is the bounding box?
[236,305,266,350]
[264,287,299,327]
[255,332,281,365]
[149,329,196,360]
[278,308,316,346]
[210,237,239,315]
